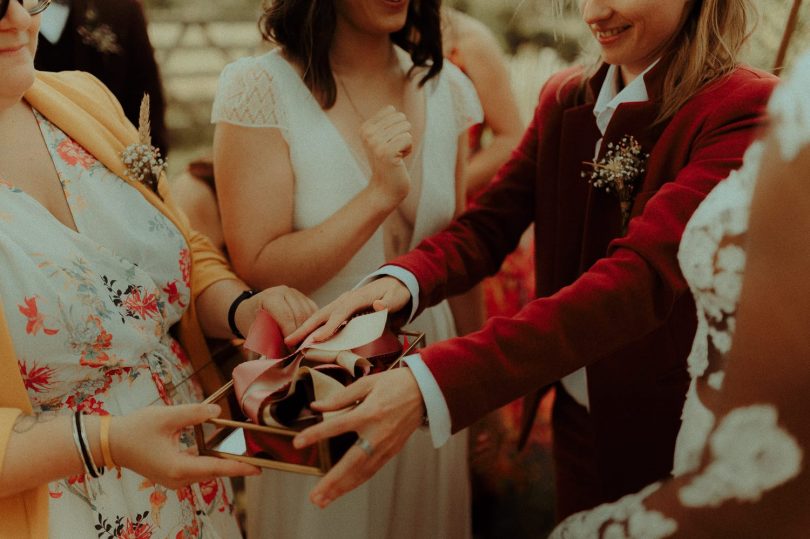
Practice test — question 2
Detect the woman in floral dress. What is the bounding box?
[0,2,315,537]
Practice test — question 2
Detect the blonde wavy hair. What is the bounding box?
[660,0,754,121]
[556,0,755,122]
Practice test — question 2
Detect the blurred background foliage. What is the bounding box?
[141,0,809,169]
[142,0,809,67]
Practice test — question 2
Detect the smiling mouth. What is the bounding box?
[595,26,631,39]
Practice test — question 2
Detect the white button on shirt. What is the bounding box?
[377,60,660,446]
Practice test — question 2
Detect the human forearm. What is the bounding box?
[0,412,99,498]
[391,182,534,314]
[388,117,539,313]
[234,185,398,294]
[421,169,727,430]
[193,278,251,340]
[1,405,261,498]
[194,279,317,340]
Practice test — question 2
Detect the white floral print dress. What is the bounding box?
[550,52,810,538]
[2,111,240,539]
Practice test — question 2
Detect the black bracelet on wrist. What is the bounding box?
[228,289,257,340]
[73,411,101,478]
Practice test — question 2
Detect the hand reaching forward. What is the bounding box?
[285,276,411,346]
[292,368,426,508]
[361,106,413,209]
[112,404,261,490]
[236,285,318,339]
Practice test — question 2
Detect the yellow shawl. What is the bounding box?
[0,71,238,538]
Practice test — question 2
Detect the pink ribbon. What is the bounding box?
[232,309,402,428]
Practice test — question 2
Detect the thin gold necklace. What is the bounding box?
[335,53,407,123]
[336,74,368,122]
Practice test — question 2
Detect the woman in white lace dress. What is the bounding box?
[550,50,810,538]
[212,1,480,538]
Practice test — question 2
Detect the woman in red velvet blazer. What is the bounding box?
[288,0,778,520]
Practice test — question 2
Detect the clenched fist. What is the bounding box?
[360,105,413,209]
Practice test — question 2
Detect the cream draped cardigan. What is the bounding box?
[0,71,238,538]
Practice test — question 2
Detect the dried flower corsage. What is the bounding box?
[582,135,649,233]
[77,5,123,55]
[122,94,166,198]
[77,23,123,55]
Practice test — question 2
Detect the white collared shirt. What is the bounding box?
[559,60,658,411]
[377,60,659,446]
[39,1,71,44]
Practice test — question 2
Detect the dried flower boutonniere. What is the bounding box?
[77,5,123,55]
[77,23,123,55]
[582,135,649,233]
[122,95,166,198]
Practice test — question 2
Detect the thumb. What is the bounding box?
[164,403,221,429]
[311,378,371,412]
[380,287,408,312]
[372,299,387,312]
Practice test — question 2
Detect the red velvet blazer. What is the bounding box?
[390,62,777,502]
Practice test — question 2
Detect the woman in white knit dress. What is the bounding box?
[212,1,481,537]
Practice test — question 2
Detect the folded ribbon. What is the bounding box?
[233,309,402,430]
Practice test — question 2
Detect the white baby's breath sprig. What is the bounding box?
[582,135,649,233]
[121,94,166,197]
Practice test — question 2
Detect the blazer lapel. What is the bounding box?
[520,61,674,446]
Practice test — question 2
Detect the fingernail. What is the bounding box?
[208,404,221,416]
[312,494,330,508]
[293,435,306,448]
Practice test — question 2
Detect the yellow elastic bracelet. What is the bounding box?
[99,415,116,469]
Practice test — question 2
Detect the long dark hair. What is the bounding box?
[261,0,443,109]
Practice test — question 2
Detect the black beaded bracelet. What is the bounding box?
[228,289,257,340]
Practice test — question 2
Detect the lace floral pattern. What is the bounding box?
[550,483,678,539]
[212,50,483,143]
[679,405,803,508]
[211,56,286,130]
[677,141,761,378]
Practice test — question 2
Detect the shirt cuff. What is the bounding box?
[402,354,451,448]
[357,266,420,323]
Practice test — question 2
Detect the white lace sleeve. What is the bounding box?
[211,56,287,130]
[551,404,803,538]
[444,62,484,135]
